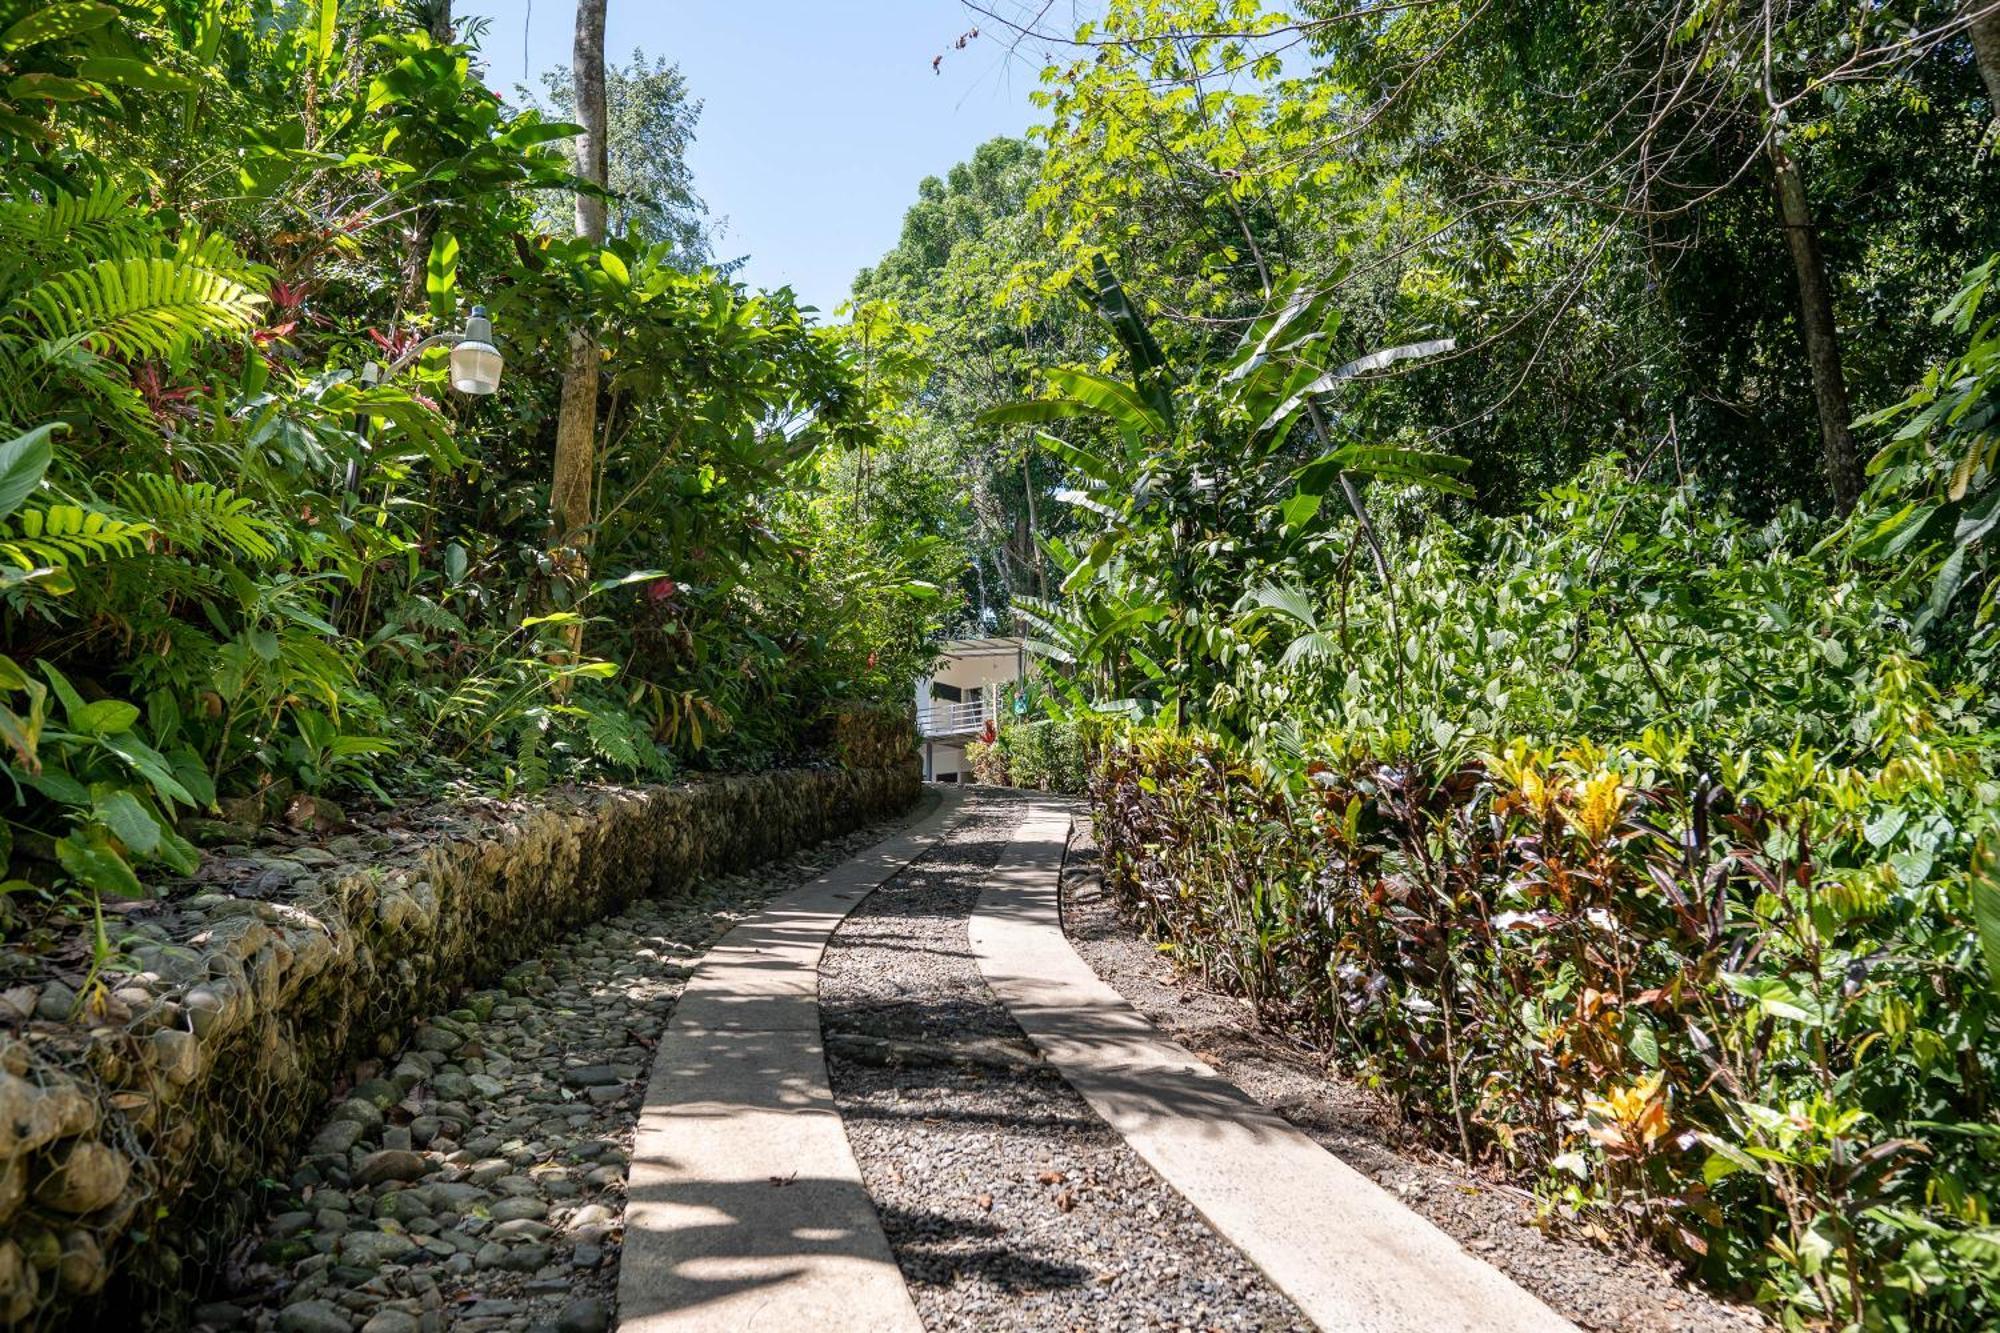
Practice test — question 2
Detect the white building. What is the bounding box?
[915,636,1032,782]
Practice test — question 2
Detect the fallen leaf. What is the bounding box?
[975,1193,993,1211]
[1055,1188,1077,1212]
[1037,1170,1066,1186]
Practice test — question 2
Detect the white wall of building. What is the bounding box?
[917,639,1031,781]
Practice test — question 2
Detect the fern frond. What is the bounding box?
[111,472,277,561]
[12,255,265,360]
[583,706,645,769]
[516,718,549,793]
[386,594,470,640]
[0,183,153,256]
[171,229,273,291]
[0,503,150,569]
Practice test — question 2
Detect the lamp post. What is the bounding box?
[345,306,504,494]
[366,304,505,394]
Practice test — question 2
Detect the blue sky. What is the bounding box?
[458,2,1051,315]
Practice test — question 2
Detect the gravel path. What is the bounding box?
[821,788,1309,1332]
[205,810,926,1333]
[1060,826,1767,1333]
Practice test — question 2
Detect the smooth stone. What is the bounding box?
[555,1296,610,1333]
[310,1121,367,1156]
[381,1126,413,1152]
[352,1078,401,1109]
[490,1219,551,1241]
[359,1313,420,1333]
[276,1301,353,1333]
[337,1231,416,1269]
[271,1211,316,1238]
[489,1198,545,1222]
[330,1099,383,1129]
[353,1151,429,1186]
[559,1066,621,1088]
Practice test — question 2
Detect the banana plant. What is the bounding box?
[980,258,1465,723]
[1854,252,2000,640]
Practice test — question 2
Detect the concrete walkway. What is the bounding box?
[617,789,964,1332]
[968,800,1578,1333]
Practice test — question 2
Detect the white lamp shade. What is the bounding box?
[450,340,503,394]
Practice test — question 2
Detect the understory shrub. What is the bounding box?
[1090,707,2000,1330]
[964,719,1086,792]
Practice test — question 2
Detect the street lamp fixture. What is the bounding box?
[372,304,504,394]
[346,305,505,496]
[449,306,503,395]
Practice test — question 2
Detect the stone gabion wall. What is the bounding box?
[0,762,917,1330]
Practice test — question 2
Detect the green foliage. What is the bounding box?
[1856,253,2000,653]
[0,2,944,945]
[1093,707,2000,1327]
[965,718,1086,793]
[983,118,2000,1325]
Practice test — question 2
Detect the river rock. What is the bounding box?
[337,1230,416,1269]
[33,1140,130,1214]
[353,1150,428,1186]
[276,1299,353,1333]
[556,1296,610,1333]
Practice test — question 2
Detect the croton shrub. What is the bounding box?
[1089,693,2000,1329]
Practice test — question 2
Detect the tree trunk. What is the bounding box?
[1021,448,1046,599]
[571,0,610,244]
[1769,139,1862,513]
[1970,2,2000,126]
[551,0,608,555]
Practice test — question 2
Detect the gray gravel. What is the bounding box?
[822,788,1309,1332]
[1060,825,1768,1333]
[206,811,925,1333]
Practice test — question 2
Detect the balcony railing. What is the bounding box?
[918,697,995,738]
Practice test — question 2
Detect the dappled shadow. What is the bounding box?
[618,793,966,1330]
[871,1203,1093,1293]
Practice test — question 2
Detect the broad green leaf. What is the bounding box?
[91,784,160,856]
[1043,368,1168,441]
[0,2,117,52]
[1279,492,1321,529]
[1972,837,2000,998]
[313,0,338,69]
[56,827,146,898]
[425,231,459,320]
[102,732,195,806]
[0,422,61,519]
[71,699,139,736]
[977,399,1095,429]
[72,56,197,92]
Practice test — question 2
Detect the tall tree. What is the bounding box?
[1971,1,2000,123]
[551,0,608,560]
[539,50,710,262]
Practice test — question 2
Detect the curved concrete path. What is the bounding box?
[618,789,964,1332]
[969,800,1578,1333]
